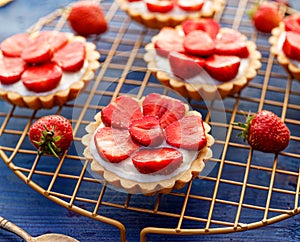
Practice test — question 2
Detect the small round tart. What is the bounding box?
[0,30,100,109]
[144,19,261,100]
[82,93,214,195]
[117,0,225,29]
[269,13,300,81]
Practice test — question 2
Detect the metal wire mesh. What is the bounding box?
[0,0,300,241]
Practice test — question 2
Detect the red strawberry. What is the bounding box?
[250,1,283,33]
[68,1,108,37]
[154,27,185,57]
[21,63,62,92]
[0,56,27,85]
[168,51,206,80]
[132,147,183,174]
[183,30,215,56]
[21,38,52,64]
[177,0,205,12]
[129,116,164,147]
[145,0,174,13]
[234,110,290,153]
[94,127,139,163]
[142,93,168,118]
[0,33,32,57]
[204,54,240,82]
[35,31,68,52]
[284,13,300,33]
[282,31,300,61]
[52,41,86,72]
[164,115,207,150]
[29,115,73,158]
[182,18,220,39]
[214,29,249,58]
[101,96,143,129]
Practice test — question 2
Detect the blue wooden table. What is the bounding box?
[1,0,300,241]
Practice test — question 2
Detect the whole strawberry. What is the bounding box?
[250,1,283,33]
[68,1,108,37]
[29,115,73,158]
[234,110,290,153]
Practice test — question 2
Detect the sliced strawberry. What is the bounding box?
[182,18,220,39]
[145,0,174,13]
[101,96,143,129]
[183,30,215,56]
[0,56,27,85]
[204,54,241,82]
[94,127,139,163]
[0,33,32,57]
[168,51,206,79]
[132,147,183,174]
[21,38,52,64]
[284,13,300,33]
[282,31,300,61]
[154,27,185,57]
[35,31,69,52]
[214,29,249,58]
[52,41,86,72]
[177,0,205,12]
[142,93,168,118]
[159,96,186,129]
[164,115,207,150]
[21,63,62,92]
[129,116,164,147]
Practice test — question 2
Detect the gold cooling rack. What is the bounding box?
[1,0,300,241]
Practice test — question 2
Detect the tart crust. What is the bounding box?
[82,98,214,195]
[269,22,300,81]
[117,0,225,29]
[144,27,262,101]
[0,33,100,109]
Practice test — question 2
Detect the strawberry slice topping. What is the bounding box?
[168,51,206,80]
[129,116,164,147]
[0,33,32,57]
[282,31,300,61]
[154,27,185,57]
[177,0,205,12]
[182,18,220,39]
[35,31,69,52]
[145,0,174,13]
[183,30,215,56]
[204,54,241,82]
[132,147,183,174]
[21,63,63,92]
[52,41,86,72]
[214,29,249,58]
[142,93,168,118]
[0,56,27,85]
[284,13,300,33]
[101,96,143,129]
[94,127,139,163]
[164,115,207,150]
[21,38,52,64]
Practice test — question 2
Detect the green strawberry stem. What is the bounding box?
[33,125,61,159]
[232,113,254,141]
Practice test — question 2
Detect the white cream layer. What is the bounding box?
[89,123,199,183]
[0,60,88,96]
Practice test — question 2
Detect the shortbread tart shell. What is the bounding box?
[82,103,214,195]
[144,27,262,101]
[269,22,300,81]
[117,0,225,29]
[0,33,100,109]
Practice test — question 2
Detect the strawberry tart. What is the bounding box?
[82,93,214,195]
[117,0,225,28]
[144,18,262,100]
[269,13,300,81]
[0,30,100,109]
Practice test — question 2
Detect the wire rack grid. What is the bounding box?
[0,0,300,241]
